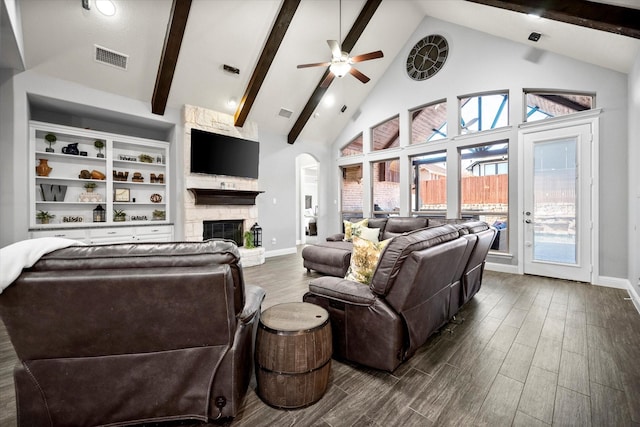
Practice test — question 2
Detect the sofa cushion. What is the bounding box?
[345,236,391,285]
[371,224,461,295]
[358,226,380,242]
[381,217,429,240]
[344,218,368,241]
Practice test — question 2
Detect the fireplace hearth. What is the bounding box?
[203,220,244,246]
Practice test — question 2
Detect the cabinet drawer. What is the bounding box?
[88,227,135,244]
[31,229,87,241]
[135,225,173,236]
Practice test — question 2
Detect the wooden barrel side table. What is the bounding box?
[255,302,332,409]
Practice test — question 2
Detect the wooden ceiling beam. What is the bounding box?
[465,0,640,39]
[288,0,383,144]
[234,0,301,127]
[151,0,192,115]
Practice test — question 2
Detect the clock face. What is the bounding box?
[406,35,449,81]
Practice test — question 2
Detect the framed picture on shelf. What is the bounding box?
[114,188,130,202]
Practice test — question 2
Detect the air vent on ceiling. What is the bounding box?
[94,45,128,70]
[278,108,293,119]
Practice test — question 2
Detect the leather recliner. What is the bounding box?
[0,240,265,427]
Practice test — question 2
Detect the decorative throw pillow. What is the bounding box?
[358,226,380,243]
[344,218,368,242]
[345,236,391,285]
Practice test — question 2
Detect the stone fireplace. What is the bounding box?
[183,105,265,266]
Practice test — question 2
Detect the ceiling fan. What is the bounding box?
[296,1,383,88]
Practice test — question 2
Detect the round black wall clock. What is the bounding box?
[406,34,449,81]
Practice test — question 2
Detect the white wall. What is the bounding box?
[1,0,26,70]
[330,16,630,279]
[257,129,331,256]
[629,52,640,296]
[0,69,17,248]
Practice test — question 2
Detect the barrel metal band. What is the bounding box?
[257,357,331,376]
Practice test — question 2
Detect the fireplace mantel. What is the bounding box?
[188,188,264,205]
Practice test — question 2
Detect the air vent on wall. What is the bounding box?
[94,45,128,70]
[278,108,293,119]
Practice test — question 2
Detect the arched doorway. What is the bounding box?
[296,153,319,245]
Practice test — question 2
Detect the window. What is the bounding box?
[341,134,363,157]
[460,141,509,251]
[410,152,447,215]
[524,90,594,122]
[340,164,363,220]
[459,91,509,134]
[372,116,400,151]
[371,159,400,217]
[411,100,447,144]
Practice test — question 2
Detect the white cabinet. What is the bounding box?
[29,121,173,242]
[31,225,174,244]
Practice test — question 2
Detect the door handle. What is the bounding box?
[525,219,532,224]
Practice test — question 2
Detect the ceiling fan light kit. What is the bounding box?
[296,0,383,86]
[329,58,351,78]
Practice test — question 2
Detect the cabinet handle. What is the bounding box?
[107,231,117,235]
[54,234,66,237]
[151,229,159,232]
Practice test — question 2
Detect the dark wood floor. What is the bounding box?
[1,248,639,426]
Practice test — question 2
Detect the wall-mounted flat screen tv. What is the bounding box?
[190,128,259,179]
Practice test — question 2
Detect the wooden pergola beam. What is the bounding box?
[151,0,193,115]
[465,0,640,39]
[288,0,383,144]
[234,0,302,127]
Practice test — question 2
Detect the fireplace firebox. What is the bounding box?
[203,220,244,246]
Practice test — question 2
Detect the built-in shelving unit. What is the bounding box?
[29,121,173,242]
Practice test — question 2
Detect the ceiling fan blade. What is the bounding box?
[327,40,342,59]
[349,67,370,84]
[351,50,384,63]
[320,72,335,88]
[297,61,331,69]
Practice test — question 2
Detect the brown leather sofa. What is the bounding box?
[303,222,496,372]
[0,240,265,427]
[302,217,430,276]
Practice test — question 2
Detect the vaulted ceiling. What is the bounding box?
[9,0,640,145]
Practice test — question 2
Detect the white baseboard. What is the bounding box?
[625,282,640,315]
[485,262,519,274]
[265,247,297,258]
[594,275,629,289]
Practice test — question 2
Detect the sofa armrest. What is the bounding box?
[308,276,376,306]
[326,233,345,241]
[238,284,266,323]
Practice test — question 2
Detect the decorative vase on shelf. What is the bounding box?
[36,159,52,177]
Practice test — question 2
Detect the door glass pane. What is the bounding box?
[340,164,363,220]
[372,159,400,217]
[460,142,509,251]
[411,100,447,144]
[525,91,594,122]
[533,138,577,264]
[410,152,447,215]
[372,116,400,151]
[341,134,363,157]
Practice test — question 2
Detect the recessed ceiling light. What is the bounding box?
[227,98,238,109]
[96,0,116,16]
[323,94,335,108]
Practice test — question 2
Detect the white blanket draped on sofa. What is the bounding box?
[0,237,84,293]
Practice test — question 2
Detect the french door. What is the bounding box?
[521,121,595,283]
